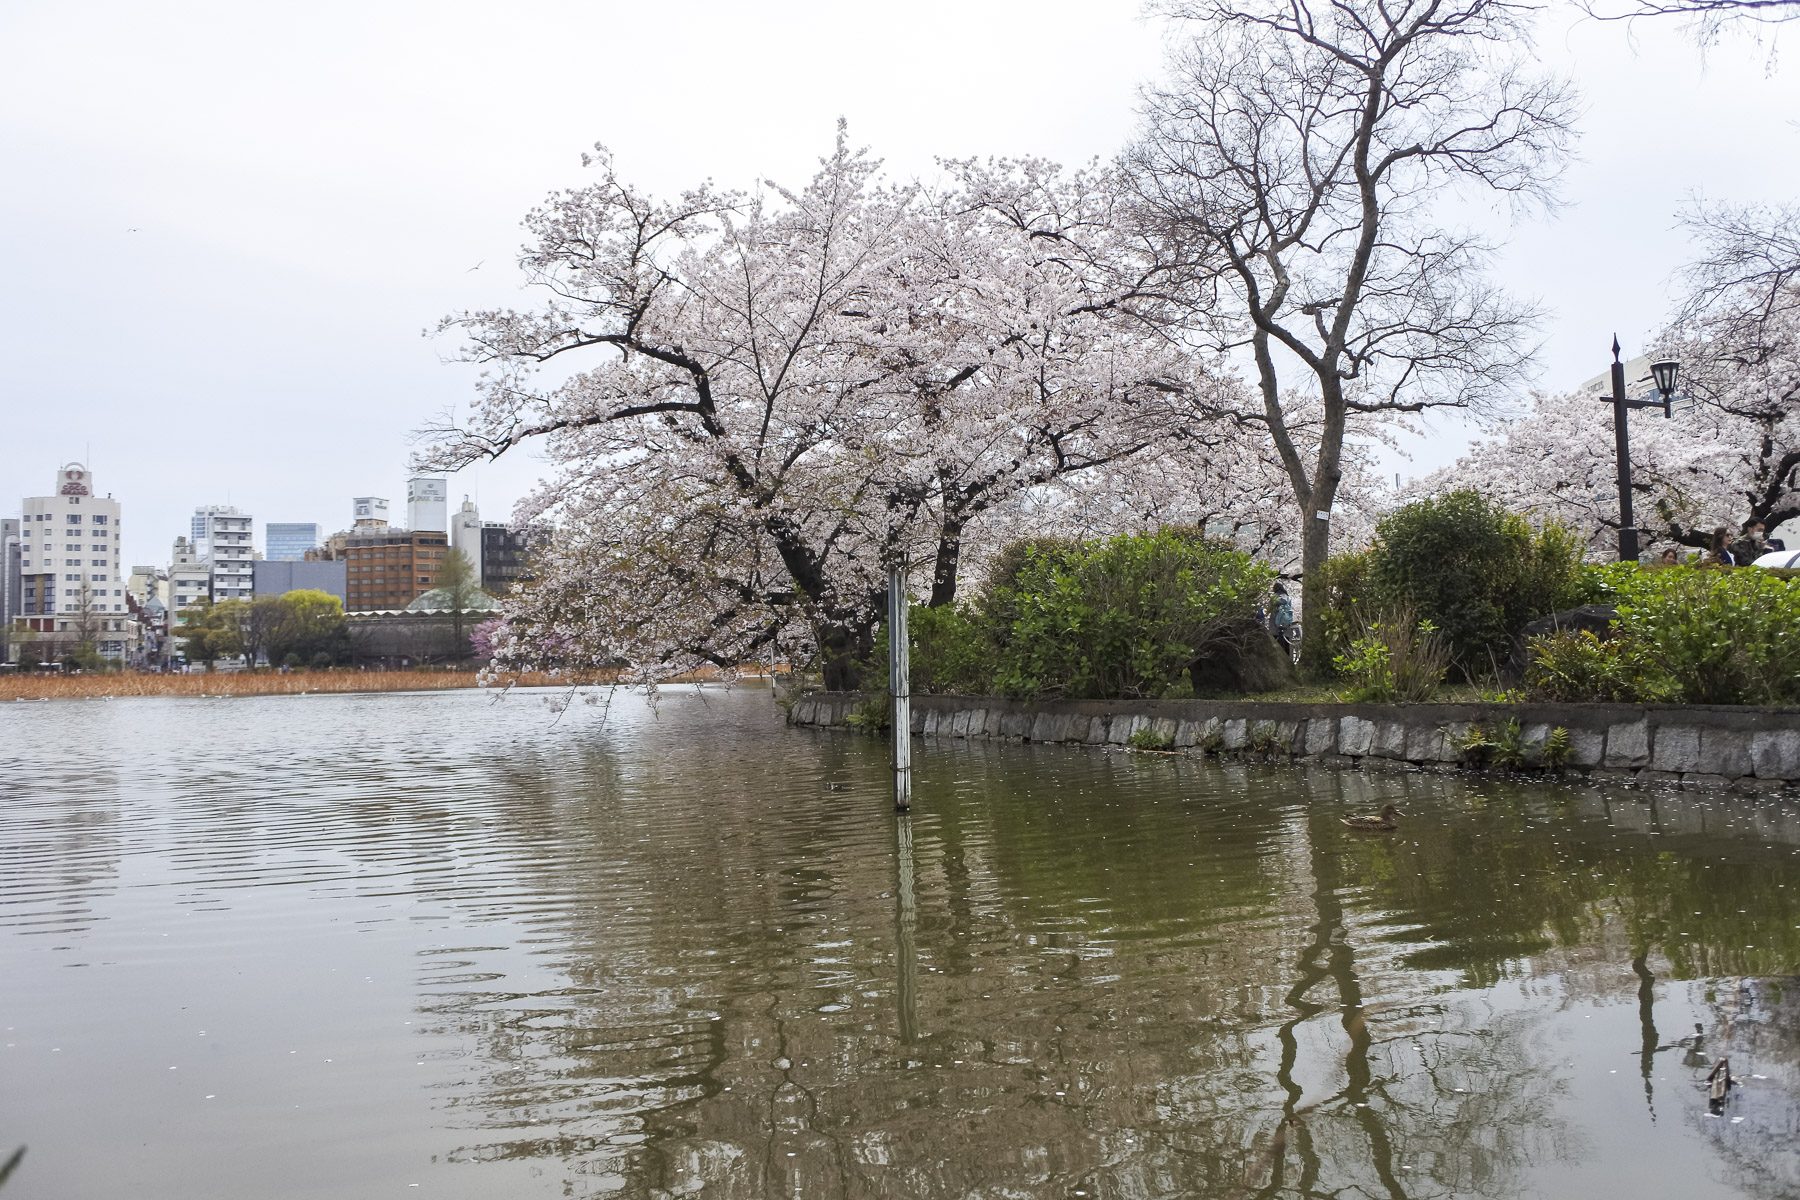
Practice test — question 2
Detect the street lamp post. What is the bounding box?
[1606,337,1680,563]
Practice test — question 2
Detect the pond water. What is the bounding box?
[2,687,1798,1199]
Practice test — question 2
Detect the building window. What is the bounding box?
[92,515,108,525]
[66,514,81,524]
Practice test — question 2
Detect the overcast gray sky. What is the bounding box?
[2,0,1794,570]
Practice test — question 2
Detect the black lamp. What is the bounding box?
[1649,359,1680,405]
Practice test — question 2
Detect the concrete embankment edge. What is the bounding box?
[787,693,1800,793]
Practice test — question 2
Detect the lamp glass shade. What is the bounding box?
[1650,359,1679,397]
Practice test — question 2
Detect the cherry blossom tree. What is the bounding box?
[1129,0,1578,666]
[1418,202,1800,555]
[420,130,1203,687]
[1659,201,1800,538]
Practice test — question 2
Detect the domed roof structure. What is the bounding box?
[404,587,501,613]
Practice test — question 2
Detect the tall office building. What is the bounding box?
[343,528,449,611]
[480,523,536,596]
[266,522,321,562]
[14,463,135,659]
[406,477,448,533]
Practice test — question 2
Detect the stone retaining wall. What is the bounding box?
[787,693,1800,792]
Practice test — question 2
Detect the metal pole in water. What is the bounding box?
[887,563,912,813]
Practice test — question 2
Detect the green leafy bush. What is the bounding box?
[1525,569,1800,705]
[1332,609,1451,703]
[1616,568,1800,705]
[1360,490,1588,678]
[1309,549,1374,673]
[1524,629,1677,703]
[987,529,1272,700]
[907,603,995,695]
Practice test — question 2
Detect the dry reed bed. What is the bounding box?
[2,670,549,702]
[0,667,768,702]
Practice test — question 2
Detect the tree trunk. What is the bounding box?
[928,521,964,608]
[816,617,874,692]
[1297,406,1345,679]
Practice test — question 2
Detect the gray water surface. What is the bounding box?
[2,687,1797,1198]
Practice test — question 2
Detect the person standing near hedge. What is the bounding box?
[1731,520,1770,565]
[1708,527,1737,566]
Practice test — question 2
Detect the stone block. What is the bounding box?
[1105,715,1133,745]
[1147,716,1180,744]
[1302,718,1336,756]
[1272,721,1300,754]
[1696,729,1752,778]
[1339,716,1375,757]
[1404,724,1453,763]
[1605,720,1651,768]
[999,710,1032,740]
[1750,729,1800,780]
[1650,725,1700,773]
[1521,723,1551,759]
[1636,769,1683,788]
[1371,721,1409,760]
[1087,716,1110,744]
[910,707,925,734]
[1568,728,1605,769]
[1680,772,1732,790]
[1222,719,1249,751]
[952,708,974,738]
[1172,719,1203,748]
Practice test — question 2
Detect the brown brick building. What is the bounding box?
[341,530,449,612]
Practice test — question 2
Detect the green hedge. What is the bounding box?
[1527,566,1800,705]
[875,528,1272,702]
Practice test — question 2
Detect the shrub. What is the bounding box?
[1310,549,1374,673]
[987,529,1272,700]
[846,692,892,734]
[1332,608,1451,703]
[907,603,995,695]
[1616,568,1800,706]
[1362,490,1588,678]
[1524,629,1678,703]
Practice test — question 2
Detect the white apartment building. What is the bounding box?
[14,463,136,659]
[450,496,483,579]
[168,536,211,613]
[353,496,391,528]
[193,504,255,602]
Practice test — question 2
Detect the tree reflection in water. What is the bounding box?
[399,698,1800,1199]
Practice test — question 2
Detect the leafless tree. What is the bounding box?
[1129,0,1577,669]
